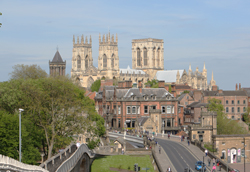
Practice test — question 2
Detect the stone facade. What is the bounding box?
[188,111,217,143]
[213,134,250,164]
[49,50,66,76]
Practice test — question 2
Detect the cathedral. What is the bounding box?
[70,32,216,90]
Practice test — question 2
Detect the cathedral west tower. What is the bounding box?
[132,38,164,79]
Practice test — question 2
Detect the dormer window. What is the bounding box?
[144,96,148,100]
[132,96,136,100]
[152,96,156,100]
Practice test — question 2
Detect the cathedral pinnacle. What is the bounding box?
[99,33,101,43]
[116,33,118,42]
[73,35,75,45]
[81,35,84,44]
[90,35,92,44]
[85,36,88,44]
[211,71,214,81]
[203,62,206,70]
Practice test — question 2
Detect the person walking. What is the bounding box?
[168,134,170,139]
[208,157,211,167]
[167,166,171,172]
[212,158,215,166]
[212,165,216,172]
[122,148,124,155]
[187,140,190,146]
[205,149,208,156]
[159,145,161,154]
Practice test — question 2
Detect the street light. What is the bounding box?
[124,122,126,139]
[19,108,24,162]
[162,120,165,137]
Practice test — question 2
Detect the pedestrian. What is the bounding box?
[212,165,216,172]
[159,145,161,154]
[188,140,190,146]
[208,157,211,166]
[218,161,222,171]
[76,141,80,148]
[212,158,215,166]
[122,148,124,155]
[168,134,170,139]
[205,149,208,156]
[167,166,171,172]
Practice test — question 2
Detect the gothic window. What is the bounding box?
[143,47,147,66]
[111,54,115,68]
[137,48,141,67]
[103,54,107,68]
[153,47,156,67]
[157,48,160,67]
[85,55,88,69]
[77,55,81,69]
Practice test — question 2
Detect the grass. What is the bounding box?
[91,155,155,172]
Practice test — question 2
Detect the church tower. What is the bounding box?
[98,32,119,79]
[71,35,93,78]
[202,62,207,89]
[49,50,66,76]
[132,38,164,79]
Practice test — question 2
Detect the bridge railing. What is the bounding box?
[55,143,94,172]
[0,154,48,172]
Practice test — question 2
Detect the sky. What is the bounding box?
[0,0,250,90]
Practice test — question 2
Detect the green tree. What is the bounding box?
[144,79,158,88]
[9,64,48,80]
[0,111,41,164]
[168,85,172,93]
[0,12,2,27]
[91,79,101,92]
[208,98,248,135]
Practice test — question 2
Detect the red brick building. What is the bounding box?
[95,80,184,134]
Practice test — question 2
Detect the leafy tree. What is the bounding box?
[91,79,101,92]
[0,111,41,164]
[208,98,248,135]
[0,12,2,27]
[9,64,47,80]
[144,79,158,88]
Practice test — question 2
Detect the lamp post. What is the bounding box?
[124,122,126,139]
[19,108,24,162]
[162,120,164,137]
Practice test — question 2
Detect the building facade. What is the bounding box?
[49,50,66,76]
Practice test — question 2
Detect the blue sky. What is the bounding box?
[0,0,250,90]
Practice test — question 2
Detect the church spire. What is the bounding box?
[203,62,206,70]
[116,33,118,43]
[211,71,214,81]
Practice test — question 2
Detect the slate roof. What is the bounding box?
[120,66,146,74]
[155,70,184,83]
[138,117,149,126]
[187,102,208,108]
[203,90,247,97]
[242,88,250,96]
[51,51,64,63]
[178,93,187,101]
[176,85,191,89]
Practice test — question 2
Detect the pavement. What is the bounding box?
[153,134,228,172]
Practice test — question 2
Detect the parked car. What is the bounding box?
[195,161,206,171]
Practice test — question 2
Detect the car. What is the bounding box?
[195,161,206,171]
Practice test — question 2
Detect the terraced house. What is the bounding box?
[95,80,184,134]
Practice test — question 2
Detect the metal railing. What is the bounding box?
[0,154,48,172]
[55,144,94,172]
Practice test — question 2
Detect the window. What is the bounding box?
[144,96,148,100]
[144,106,148,114]
[132,106,136,114]
[137,48,141,67]
[152,106,156,110]
[232,107,234,113]
[103,54,107,68]
[244,107,246,112]
[232,100,234,104]
[172,106,175,113]
[118,106,121,114]
[152,96,156,100]
[157,48,160,67]
[238,100,240,104]
[111,54,115,68]
[222,142,225,145]
[187,96,189,99]
[226,100,228,104]
[161,106,165,113]
[85,55,88,69]
[137,106,140,114]
[244,100,246,104]
[238,107,240,113]
[167,106,171,114]
[178,107,181,113]
[127,106,131,114]
[221,150,226,159]
[143,47,147,66]
[226,107,229,113]
[232,115,235,119]
[77,55,81,69]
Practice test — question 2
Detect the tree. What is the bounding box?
[208,98,248,135]
[144,79,158,88]
[0,12,2,27]
[0,110,41,164]
[91,79,101,92]
[9,64,48,80]
[168,85,172,93]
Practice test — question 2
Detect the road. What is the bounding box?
[157,138,199,172]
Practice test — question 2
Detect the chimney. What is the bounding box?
[138,80,142,93]
[126,80,132,88]
[158,80,165,88]
[118,81,124,89]
[239,83,241,90]
[218,89,223,94]
[236,83,238,90]
[212,85,218,91]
